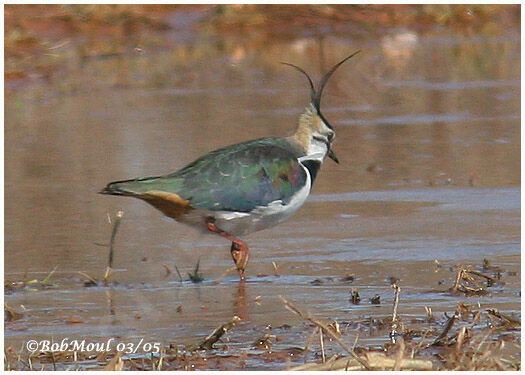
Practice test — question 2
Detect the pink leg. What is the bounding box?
[207,221,250,281]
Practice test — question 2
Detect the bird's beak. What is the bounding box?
[328,148,339,163]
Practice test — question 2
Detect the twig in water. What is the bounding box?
[173,265,183,283]
[304,326,320,354]
[424,306,434,321]
[279,295,370,370]
[104,352,123,371]
[393,337,405,370]
[486,308,521,327]
[104,210,123,285]
[103,267,113,286]
[352,333,359,350]
[465,269,496,285]
[431,307,459,346]
[411,330,432,356]
[390,283,401,343]
[451,268,465,292]
[41,266,58,284]
[450,266,490,295]
[213,266,237,284]
[455,325,467,354]
[272,261,280,276]
[78,271,98,286]
[319,328,325,363]
[197,316,241,350]
[108,211,123,269]
[162,264,173,277]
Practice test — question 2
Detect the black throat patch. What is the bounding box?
[301,159,322,189]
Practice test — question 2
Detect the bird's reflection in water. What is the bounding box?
[232,281,249,321]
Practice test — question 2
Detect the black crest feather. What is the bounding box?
[281,50,361,112]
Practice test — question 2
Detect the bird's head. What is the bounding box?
[284,51,360,164]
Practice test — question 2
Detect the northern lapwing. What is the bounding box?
[100,51,359,281]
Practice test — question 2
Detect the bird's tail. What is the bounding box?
[99,177,161,196]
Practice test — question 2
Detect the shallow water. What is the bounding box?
[4,16,520,369]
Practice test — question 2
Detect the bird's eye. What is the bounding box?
[327,132,335,142]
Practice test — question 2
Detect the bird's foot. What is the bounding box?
[206,219,250,282]
[231,241,249,281]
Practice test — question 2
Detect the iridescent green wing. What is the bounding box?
[169,138,307,212]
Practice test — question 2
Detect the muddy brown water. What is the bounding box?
[5,20,520,369]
